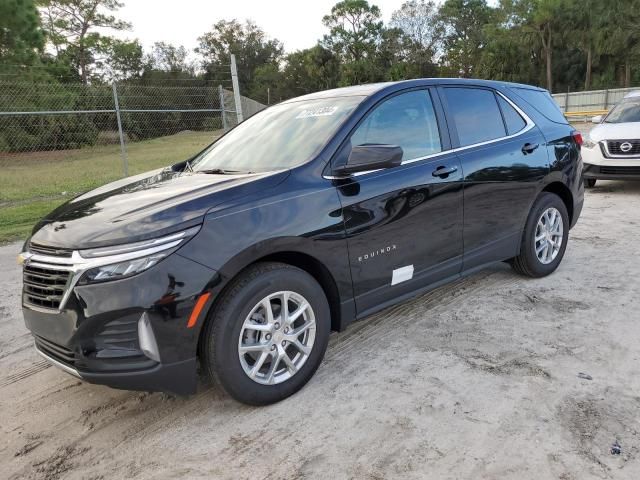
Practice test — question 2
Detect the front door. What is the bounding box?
[334,89,464,315]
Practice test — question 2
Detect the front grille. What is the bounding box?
[29,243,73,258]
[34,335,76,367]
[607,140,640,156]
[23,264,71,310]
[600,166,640,175]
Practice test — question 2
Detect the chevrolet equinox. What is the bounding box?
[19,79,584,405]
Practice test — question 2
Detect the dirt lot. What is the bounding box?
[1,179,639,480]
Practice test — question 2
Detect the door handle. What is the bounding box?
[431,165,458,178]
[522,143,539,154]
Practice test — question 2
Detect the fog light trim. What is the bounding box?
[138,312,161,362]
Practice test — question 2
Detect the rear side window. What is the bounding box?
[512,87,567,124]
[350,90,442,161]
[443,88,506,147]
[497,95,527,135]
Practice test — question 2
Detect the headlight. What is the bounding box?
[76,226,200,285]
[583,135,597,149]
[79,253,169,284]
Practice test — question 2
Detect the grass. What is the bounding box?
[0,130,220,244]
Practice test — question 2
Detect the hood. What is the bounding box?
[29,168,289,249]
[590,122,640,142]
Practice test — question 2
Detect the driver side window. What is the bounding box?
[350,90,442,161]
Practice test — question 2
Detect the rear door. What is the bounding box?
[438,86,549,270]
[334,88,464,315]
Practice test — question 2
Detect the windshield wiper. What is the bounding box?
[197,168,250,175]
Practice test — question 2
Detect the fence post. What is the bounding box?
[112,83,129,177]
[218,84,228,131]
[230,54,244,123]
[564,88,570,113]
[604,89,609,110]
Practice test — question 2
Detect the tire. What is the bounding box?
[510,192,570,278]
[584,178,596,188]
[200,262,330,405]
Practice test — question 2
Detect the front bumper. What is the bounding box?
[582,143,640,180]
[22,252,217,395]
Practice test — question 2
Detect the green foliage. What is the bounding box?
[1,0,640,118]
[196,19,283,94]
[0,0,44,65]
[321,0,385,84]
[438,0,496,77]
[39,0,132,83]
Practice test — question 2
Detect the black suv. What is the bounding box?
[19,79,583,405]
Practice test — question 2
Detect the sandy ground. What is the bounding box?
[2,179,640,480]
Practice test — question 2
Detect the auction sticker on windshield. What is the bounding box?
[296,106,339,118]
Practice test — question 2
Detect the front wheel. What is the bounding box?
[200,262,330,405]
[510,192,569,278]
[584,178,596,188]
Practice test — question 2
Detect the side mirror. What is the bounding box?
[591,115,603,124]
[333,144,403,176]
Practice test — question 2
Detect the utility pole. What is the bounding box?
[112,83,129,177]
[230,54,244,123]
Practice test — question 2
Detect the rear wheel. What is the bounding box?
[511,192,569,278]
[200,262,330,405]
[584,178,596,188]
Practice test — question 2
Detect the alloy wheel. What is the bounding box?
[534,207,564,264]
[238,291,316,385]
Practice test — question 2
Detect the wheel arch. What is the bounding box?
[197,243,347,357]
[541,181,574,224]
[257,251,342,333]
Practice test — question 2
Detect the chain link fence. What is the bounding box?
[552,86,640,113]
[0,79,265,242]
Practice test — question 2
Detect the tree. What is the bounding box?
[597,0,640,87]
[390,0,442,54]
[101,39,144,81]
[196,19,283,94]
[389,0,441,78]
[39,0,131,83]
[281,45,341,97]
[565,0,604,90]
[438,0,496,78]
[322,0,384,84]
[148,42,192,73]
[504,0,564,92]
[0,0,44,66]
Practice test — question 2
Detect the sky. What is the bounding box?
[112,0,428,55]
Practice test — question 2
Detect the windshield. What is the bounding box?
[605,99,640,123]
[192,96,364,173]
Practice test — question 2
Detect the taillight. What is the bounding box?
[572,131,583,146]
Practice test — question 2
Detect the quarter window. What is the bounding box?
[350,90,442,161]
[443,88,506,147]
[512,87,567,124]
[497,95,527,135]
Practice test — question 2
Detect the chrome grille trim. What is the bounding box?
[28,242,73,258]
[35,343,81,378]
[20,240,184,312]
[603,139,640,158]
[19,228,199,312]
